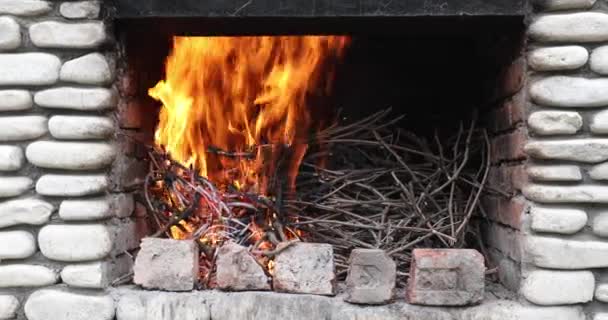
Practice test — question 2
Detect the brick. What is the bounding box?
[521,270,594,305]
[133,238,199,291]
[215,241,270,291]
[345,249,396,304]
[117,100,143,128]
[273,242,335,296]
[406,249,484,306]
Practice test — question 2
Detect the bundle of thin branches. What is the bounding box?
[143,146,293,286]
[285,108,491,280]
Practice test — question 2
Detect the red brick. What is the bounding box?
[117,100,143,129]
[406,249,485,306]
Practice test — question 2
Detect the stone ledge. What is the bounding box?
[111,288,585,320]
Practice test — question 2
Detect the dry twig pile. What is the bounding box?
[143,108,491,283]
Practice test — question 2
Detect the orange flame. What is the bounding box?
[149,36,349,194]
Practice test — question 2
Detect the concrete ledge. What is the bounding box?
[111,287,584,320]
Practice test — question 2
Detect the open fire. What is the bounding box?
[146,36,350,282]
[143,35,490,287]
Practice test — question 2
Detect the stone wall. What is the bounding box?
[0,1,136,319]
[2,0,608,319]
[523,0,608,319]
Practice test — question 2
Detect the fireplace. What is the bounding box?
[0,0,605,320]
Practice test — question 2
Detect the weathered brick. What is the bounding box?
[521,270,594,305]
[273,242,336,296]
[345,249,396,304]
[215,241,270,291]
[24,289,115,320]
[133,238,199,291]
[406,249,484,306]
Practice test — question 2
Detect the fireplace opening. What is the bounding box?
[115,16,526,300]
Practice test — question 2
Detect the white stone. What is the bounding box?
[591,110,608,134]
[595,283,608,302]
[525,140,608,163]
[0,90,32,111]
[0,231,36,259]
[521,270,594,305]
[530,206,587,234]
[25,289,115,320]
[0,115,47,141]
[60,53,112,85]
[596,314,608,320]
[39,224,113,261]
[591,46,608,75]
[60,1,100,19]
[524,184,608,203]
[527,236,608,268]
[0,265,58,287]
[528,46,588,71]
[528,111,582,135]
[0,16,20,50]
[537,0,596,10]
[530,12,608,43]
[26,141,116,170]
[29,21,106,49]
[592,212,608,237]
[590,162,608,180]
[61,255,133,288]
[0,0,51,16]
[0,198,53,228]
[35,87,116,110]
[530,77,608,108]
[0,177,32,198]
[36,174,108,196]
[59,194,134,221]
[0,145,23,171]
[49,115,114,140]
[526,165,582,182]
[0,295,19,320]
[0,53,60,85]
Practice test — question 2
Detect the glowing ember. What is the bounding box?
[147,36,349,280]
